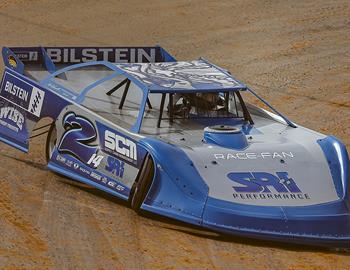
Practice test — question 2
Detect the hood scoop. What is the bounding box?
[203,125,248,150]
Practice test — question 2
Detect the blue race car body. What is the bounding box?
[0,46,349,247]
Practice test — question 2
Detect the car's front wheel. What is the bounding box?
[130,154,155,212]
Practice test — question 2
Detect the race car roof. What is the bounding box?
[115,59,246,93]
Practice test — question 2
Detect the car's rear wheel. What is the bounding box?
[45,123,94,189]
[45,123,57,163]
[130,154,155,212]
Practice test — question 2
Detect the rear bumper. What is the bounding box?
[203,197,350,248]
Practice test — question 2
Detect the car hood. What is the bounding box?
[181,128,343,207]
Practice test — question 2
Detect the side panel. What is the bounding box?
[138,138,209,225]
[0,68,147,201]
[0,68,69,151]
[47,105,147,200]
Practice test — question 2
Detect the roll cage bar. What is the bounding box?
[17,59,295,132]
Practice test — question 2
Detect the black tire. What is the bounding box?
[45,123,57,163]
[45,123,93,189]
[130,154,155,212]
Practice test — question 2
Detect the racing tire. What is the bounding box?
[45,123,93,189]
[130,154,154,212]
[45,123,57,164]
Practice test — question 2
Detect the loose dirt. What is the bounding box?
[0,1,349,269]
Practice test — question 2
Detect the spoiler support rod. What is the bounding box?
[157,93,166,128]
[118,80,131,109]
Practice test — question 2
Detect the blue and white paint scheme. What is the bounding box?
[0,46,349,248]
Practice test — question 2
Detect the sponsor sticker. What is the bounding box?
[53,151,128,195]
[96,122,139,166]
[45,47,157,63]
[105,155,125,179]
[228,171,310,201]
[14,51,38,62]
[0,72,45,117]
[8,55,17,68]
[0,106,24,132]
[214,152,294,160]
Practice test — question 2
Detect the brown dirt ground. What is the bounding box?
[0,0,349,269]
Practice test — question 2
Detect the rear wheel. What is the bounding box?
[130,154,155,212]
[45,123,92,189]
[45,123,57,163]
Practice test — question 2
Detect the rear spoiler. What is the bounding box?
[2,46,176,75]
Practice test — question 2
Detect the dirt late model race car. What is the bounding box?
[0,46,349,248]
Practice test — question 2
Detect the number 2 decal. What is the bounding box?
[58,112,102,167]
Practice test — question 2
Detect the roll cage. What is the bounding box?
[3,46,295,132]
[41,60,296,132]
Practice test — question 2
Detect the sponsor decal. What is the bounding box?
[96,122,139,166]
[8,55,17,68]
[214,152,294,160]
[45,47,157,63]
[0,72,45,117]
[228,171,310,200]
[87,153,104,168]
[104,130,137,161]
[28,87,45,117]
[0,106,24,132]
[53,151,128,195]
[58,112,100,166]
[56,154,66,163]
[47,82,77,100]
[4,81,29,102]
[91,171,102,181]
[105,156,125,179]
[13,51,38,61]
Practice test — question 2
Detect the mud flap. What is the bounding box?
[0,68,70,152]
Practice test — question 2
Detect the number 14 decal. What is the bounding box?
[87,153,104,168]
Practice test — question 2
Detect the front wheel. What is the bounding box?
[130,154,155,212]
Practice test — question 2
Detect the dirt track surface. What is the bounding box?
[0,0,349,269]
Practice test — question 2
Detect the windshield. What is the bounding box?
[151,90,253,128]
[172,92,239,118]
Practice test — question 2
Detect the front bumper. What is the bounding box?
[203,197,350,248]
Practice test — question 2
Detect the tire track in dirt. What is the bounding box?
[0,11,108,45]
[0,166,52,269]
[0,0,349,269]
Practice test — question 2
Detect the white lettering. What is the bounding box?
[138,48,155,62]
[63,48,69,63]
[0,107,24,130]
[87,153,104,168]
[115,49,128,63]
[82,49,98,62]
[282,152,294,158]
[214,152,295,160]
[214,154,225,159]
[99,48,113,61]
[272,152,283,158]
[3,81,28,102]
[260,152,271,158]
[70,49,80,63]
[46,49,62,62]
[105,130,116,150]
[104,130,137,161]
[246,153,257,159]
